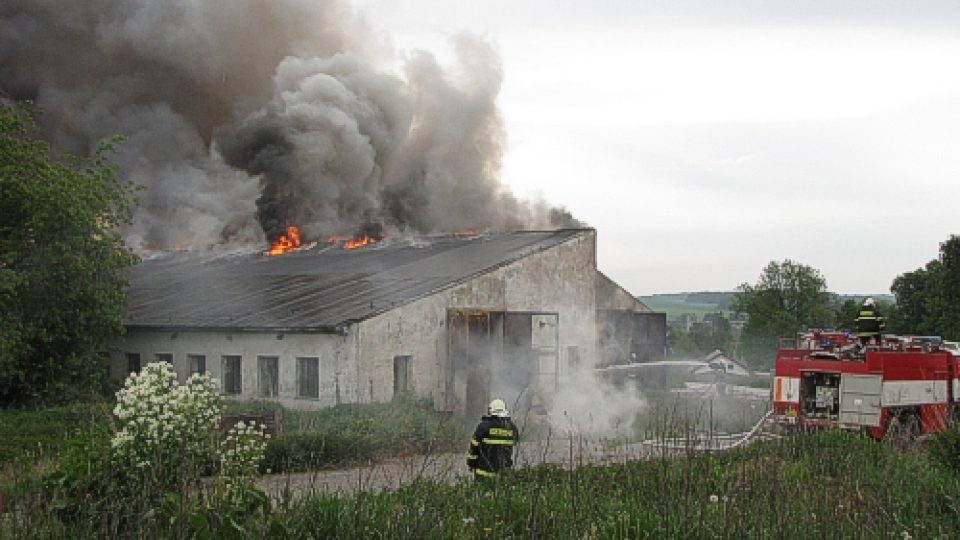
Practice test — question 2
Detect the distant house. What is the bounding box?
[691,350,751,377]
[104,229,663,416]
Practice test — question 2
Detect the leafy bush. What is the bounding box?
[223,399,284,415]
[44,425,131,533]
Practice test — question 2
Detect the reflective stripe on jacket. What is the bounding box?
[467,415,518,476]
[855,306,885,337]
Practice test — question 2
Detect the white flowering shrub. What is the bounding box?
[111,362,223,487]
[111,361,271,509]
[220,420,270,493]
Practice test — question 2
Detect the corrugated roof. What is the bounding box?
[124,229,590,332]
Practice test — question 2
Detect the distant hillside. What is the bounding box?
[839,293,895,305]
[639,292,734,320]
[640,292,895,321]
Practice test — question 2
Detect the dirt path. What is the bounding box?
[257,412,777,499]
[256,438,674,498]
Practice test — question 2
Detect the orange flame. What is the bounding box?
[344,234,378,250]
[266,226,302,256]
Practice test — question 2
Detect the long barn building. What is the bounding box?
[105,229,664,416]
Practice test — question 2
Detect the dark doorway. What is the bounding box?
[447,310,559,417]
[503,312,534,400]
[598,311,667,366]
[448,310,494,416]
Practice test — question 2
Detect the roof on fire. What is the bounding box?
[123,229,592,332]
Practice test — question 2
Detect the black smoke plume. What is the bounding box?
[1,0,581,248]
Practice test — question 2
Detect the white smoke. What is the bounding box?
[545,365,647,438]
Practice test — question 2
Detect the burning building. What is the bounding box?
[104,229,660,416]
[5,1,664,418]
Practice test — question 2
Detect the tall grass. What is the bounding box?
[225,396,466,472]
[0,402,112,465]
[272,430,960,538]
[4,400,960,538]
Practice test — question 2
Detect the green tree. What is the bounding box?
[833,298,862,332]
[693,314,732,353]
[733,260,833,368]
[667,324,698,359]
[939,235,960,340]
[667,315,733,360]
[889,260,944,336]
[890,236,960,340]
[0,102,137,405]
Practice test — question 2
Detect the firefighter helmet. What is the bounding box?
[488,398,508,416]
[864,297,876,307]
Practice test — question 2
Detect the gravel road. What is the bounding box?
[255,436,706,498]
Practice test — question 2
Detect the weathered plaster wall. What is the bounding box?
[103,330,356,410]
[597,271,649,312]
[356,231,599,412]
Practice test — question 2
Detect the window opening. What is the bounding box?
[188,354,206,376]
[126,353,141,375]
[222,355,242,395]
[297,357,319,398]
[394,355,411,397]
[258,356,279,397]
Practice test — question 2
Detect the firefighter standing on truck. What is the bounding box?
[467,399,518,480]
[855,297,885,346]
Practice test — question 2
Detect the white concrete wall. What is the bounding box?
[103,330,357,410]
[356,230,600,411]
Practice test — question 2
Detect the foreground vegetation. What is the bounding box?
[280,431,960,538]
[4,414,960,537]
[1,364,958,537]
[0,395,464,473]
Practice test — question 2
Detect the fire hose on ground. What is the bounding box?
[640,408,776,452]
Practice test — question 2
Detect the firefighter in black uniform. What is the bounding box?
[855,297,885,346]
[467,399,518,480]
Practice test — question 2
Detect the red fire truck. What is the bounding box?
[773,331,960,439]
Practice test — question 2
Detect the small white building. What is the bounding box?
[691,350,751,377]
[105,229,658,415]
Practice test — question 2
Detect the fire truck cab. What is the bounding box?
[773,331,960,439]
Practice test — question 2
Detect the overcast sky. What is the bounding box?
[352,0,960,295]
